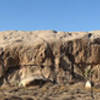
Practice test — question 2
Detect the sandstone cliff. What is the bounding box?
[0,30,100,87]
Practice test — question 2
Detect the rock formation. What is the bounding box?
[0,30,100,87]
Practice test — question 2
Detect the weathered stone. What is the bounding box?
[0,30,100,86]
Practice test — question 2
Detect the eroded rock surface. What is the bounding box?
[0,30,100,99]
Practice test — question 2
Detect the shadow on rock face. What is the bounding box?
[73,73,85,82]
[25,79,53,88]
[0,77,4,86]
[4,96,22,100]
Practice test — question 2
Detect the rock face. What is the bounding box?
[0,30,100,87]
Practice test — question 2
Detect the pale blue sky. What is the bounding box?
[0,0,100,32]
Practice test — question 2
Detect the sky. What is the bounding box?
[0,0,100,32]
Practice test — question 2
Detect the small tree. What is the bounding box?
[83,65,94,81]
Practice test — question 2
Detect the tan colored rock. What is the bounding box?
[0,30,100,86]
